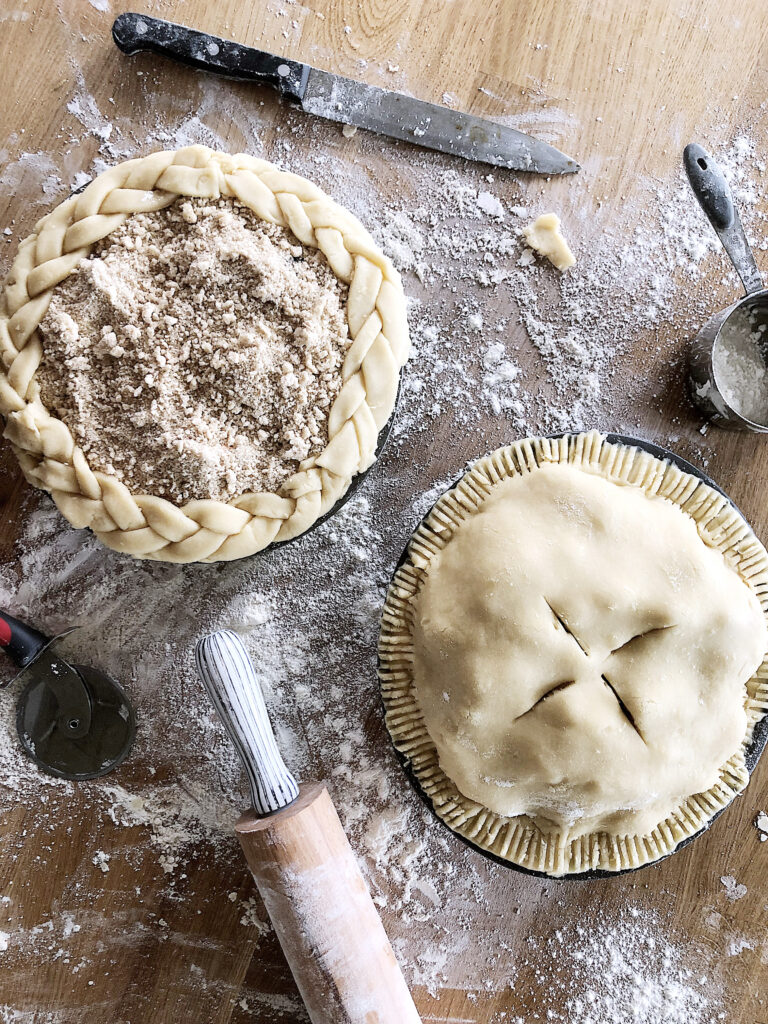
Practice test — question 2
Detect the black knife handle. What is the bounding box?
[0,610,50,671]
[112,13,310,102]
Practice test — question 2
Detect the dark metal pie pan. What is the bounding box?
[380,432,768,880]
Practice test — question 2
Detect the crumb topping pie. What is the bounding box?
[379,432,768,875]
[0,146,408,562]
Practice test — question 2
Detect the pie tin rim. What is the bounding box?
[266,377,402,553]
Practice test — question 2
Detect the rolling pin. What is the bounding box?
[195,630,421,1024]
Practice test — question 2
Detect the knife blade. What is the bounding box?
[112,12,579,175]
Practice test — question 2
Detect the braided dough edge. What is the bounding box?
[0,145,409,562]
[379,430,768,876]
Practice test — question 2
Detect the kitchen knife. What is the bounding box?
[112,12,579,175]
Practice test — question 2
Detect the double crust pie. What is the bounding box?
[0,146,408,562]
[379,432,768,876]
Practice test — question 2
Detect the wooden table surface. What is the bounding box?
[2,1,768,1022]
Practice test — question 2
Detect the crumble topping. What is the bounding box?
[36,197,351,504]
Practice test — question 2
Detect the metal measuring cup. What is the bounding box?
[685,143,768,431]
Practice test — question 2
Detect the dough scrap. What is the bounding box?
[523,212,575,271]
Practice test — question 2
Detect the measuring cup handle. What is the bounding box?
[683,143,764,295]
[0,610,50,670]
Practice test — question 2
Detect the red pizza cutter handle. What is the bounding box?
[0,610,50,675]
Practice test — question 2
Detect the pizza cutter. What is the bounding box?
[0,610,136,780]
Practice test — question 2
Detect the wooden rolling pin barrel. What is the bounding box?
[195,631,421,1024]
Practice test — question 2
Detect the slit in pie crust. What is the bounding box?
[0,146,408,562]
[379,432,768,876]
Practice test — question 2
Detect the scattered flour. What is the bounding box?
[2,32,766,1018]
[720,875,747,901]
[476,190,505,218]
[239,896,271,936]
[518,908,724,1024]
[91,851,110,874]
[0,151,63,206]
[726,935,754,957]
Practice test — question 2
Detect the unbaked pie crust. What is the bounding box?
[0,146,408,563]
[379,432,768,876]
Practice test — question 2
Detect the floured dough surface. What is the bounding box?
[523,212,575,271]
[36,197,350,504]
[412,462,767,838]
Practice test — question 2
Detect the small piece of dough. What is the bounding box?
[523,212,575,271]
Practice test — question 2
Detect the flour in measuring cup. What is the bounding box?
[713,303,768,423]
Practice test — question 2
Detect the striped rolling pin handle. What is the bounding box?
[195,630,299,816]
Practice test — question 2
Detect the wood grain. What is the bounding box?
[236,784,421,1023]
[1,1,768,1022]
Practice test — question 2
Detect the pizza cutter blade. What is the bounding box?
[0,610,136,781]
